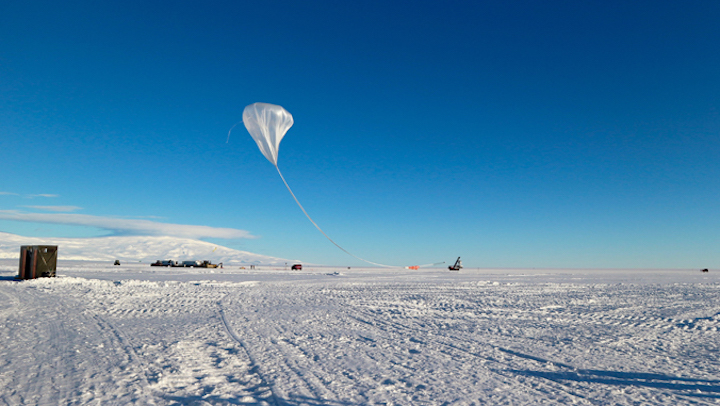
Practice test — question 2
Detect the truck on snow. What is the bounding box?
[151,260,177,267]
[152,260,220,268]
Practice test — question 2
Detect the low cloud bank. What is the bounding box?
[21,205,83,212]
[0,210,255,240]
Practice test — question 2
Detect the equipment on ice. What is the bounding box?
[405,261,445,270]
[448,257,462,271]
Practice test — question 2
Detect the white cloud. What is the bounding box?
[0,192,59,198]
[0,210,255,239]
[27,194,59,198]
[22,205,83,212]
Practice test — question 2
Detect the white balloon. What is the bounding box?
[243,102,294,166]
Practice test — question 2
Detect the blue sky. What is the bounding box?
[1,1,718,268]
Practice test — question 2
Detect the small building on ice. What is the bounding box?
[18,245,58,279]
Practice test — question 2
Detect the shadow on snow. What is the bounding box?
[499,347,720,399]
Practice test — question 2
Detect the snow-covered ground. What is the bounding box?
[1,259,718,405]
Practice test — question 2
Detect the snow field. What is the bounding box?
[0,264,719,405]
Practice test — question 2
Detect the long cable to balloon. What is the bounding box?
[235,103,444,269]
[275,165,396,268]
[229,120,394,267]
[226,121,242,143]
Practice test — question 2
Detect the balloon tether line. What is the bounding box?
[275,165,395,268]
[226,121,242,143]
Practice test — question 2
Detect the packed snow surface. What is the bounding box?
[1,260,718,405]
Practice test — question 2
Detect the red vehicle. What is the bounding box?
[291,264,302,271]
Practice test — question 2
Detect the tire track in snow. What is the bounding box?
[330,283,575,403]
[344,282,720,404]
[2,286,85,406]
[86,312,157,405]
[5,270,717,405]
[343,284,606,402]
[218,292,282,406]
[219,289,357,405]
[223,282,573,404]
[345,305,594,405]
[44,277,290,404]
[270,336,335,402]
[0,283,154,405]
[0,288,20,317]
[343,283,593,404]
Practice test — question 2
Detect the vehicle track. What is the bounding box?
[218,292,283,406]
[219,288,363,405]
[0,284,155,405]
[87,312,158,405]
[343,282,720,404]
[218,282,582,404]
[346,304,594,405]
[4,273,717,405]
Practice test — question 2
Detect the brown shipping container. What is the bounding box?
[18,245,58,279]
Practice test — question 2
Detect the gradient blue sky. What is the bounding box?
[1,1,718,268]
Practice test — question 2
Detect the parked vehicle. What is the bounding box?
[151,260,177,267]
[152,259,220,268]
[291,264,302,270]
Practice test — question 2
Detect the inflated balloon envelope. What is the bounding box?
[242,102,294,167]
[235,102,443,269]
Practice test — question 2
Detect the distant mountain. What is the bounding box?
[0,232,294,265]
